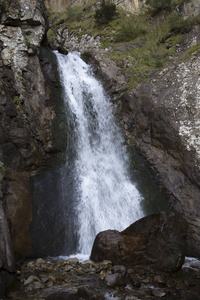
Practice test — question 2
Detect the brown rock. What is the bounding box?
[90,211,188,272]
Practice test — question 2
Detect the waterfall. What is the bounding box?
[55,51,143,255]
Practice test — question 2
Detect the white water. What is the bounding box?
[55,51,143,255]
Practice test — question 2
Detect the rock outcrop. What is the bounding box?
[0,181,16,298]
[45,0,145,13]
[83,24,200,257]
[90,211,188,272]
[0,0,54,257]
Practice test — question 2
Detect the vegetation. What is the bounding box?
[94,0,117,25]
[47,0,199,88]
[183,43,200,60]
[13,96,21,108]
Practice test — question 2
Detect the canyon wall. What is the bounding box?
[0,0,54,261]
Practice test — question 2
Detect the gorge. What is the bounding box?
[1,0,200,298]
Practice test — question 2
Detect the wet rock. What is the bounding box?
[104,273,127,288]
[45,286,78,300]
[112,265,126,276]
[78,285,104,300]
[91,211,188,272]
[152,289,166,297]
[127,271,141,288]
[24,275,41,285]
[0,199,16,298]
[152,275,165,286]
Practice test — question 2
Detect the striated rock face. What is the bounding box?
[0,0,54,257]
[90,211,188,272]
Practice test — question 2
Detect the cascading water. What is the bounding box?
[55,51,143,255]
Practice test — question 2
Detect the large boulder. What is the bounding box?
[90,211,188,272]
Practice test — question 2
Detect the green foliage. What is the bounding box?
[94,1,117,25]
[146,0,172,9]
[115,14,149,42]
[183,44,200,60]
[47,29,55,44]
[13,96,21,108]
[146,0,173,14]
[49,6,83,26]
[156,12,190,43]
[47,0,197,90]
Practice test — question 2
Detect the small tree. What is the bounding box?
[94,0,117,25]
[146,0,173,13]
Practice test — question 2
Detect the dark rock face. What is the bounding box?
[91,211,188,272]
[0,182,16,298]
[0,0,55,257]
[45,287,78,300]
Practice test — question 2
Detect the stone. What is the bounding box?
[90,211,188,272]
[78,285,104,300]
[152,289,166,297]
[104,273,127,288]
[127,271,141,288]
[24,275,41,285]
[152,275,165,285]
[45,287,78,300]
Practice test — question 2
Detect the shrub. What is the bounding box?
[146,0,173,14]
[115,14,148,42]
[94,0,117,25]
[13,96,21,108]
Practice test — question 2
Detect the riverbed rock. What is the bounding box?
[90,211,188,272]
[7,256,200,300]
[45,286,78,300]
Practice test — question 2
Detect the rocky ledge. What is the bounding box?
[7,256,200,300]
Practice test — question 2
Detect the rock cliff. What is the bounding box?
[45,0,145,13]
[86,24,200,257]
[0,0,54,260]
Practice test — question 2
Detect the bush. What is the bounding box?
[146,0,173,14]
[115,14,148,42]
[94,1,117,25]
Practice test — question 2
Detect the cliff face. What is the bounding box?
[86,24,200,257]
[45,0,144,13]
[0,0,54,259]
